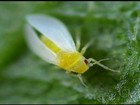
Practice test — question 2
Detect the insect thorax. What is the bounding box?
[57,51,89,74]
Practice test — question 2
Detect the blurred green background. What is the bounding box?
[0,1,140,104]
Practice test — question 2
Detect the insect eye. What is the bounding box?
[84,59,88,65]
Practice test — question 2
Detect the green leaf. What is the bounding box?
[0,1,140,104]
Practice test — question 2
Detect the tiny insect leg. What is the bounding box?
[66,71,77,77]
[87,58,120,73]
[80,40,93,55]
[66,71,88,88]
[77,74,88,88]
[75,28,81,51]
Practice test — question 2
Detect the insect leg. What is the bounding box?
[80,40,92,55]
[66,70,71,74]
[66,71,88,88]
[87,58,120,73]
[66,71,78,77]
[77,74,88,88]
[75,28,81,51]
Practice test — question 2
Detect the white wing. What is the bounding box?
[26,14,76,52]
[25,24,57,65]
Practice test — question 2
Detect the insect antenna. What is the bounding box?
[87,58,120,73]
[88,58,110,66]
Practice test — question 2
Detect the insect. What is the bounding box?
[25,14,120,87]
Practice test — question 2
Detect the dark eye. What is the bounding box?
[84,59,88,65]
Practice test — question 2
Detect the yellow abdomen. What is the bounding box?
[40,35,89,74]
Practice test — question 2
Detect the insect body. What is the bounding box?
[25,14,119,87]
[40,34,89,74]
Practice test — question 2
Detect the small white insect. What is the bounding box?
[25,14,119,87]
